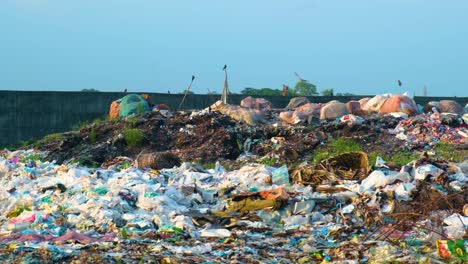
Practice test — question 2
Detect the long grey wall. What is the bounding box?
[0,90,466,146]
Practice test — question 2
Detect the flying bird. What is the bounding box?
[397,80,402,87]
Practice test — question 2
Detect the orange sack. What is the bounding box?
[109,101,121,119]
[379,95,418,116]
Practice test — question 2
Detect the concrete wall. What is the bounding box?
[0,90,466,146]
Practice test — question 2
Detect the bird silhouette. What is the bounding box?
[397,80,402,87]
[123,88,127,93]
[192,75,195,81]
[223,64,227,71]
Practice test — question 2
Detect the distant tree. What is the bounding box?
[336,92,355,96]
[81,88,100,92]
[241,87,283,96]
[321,89,334,96]
[293,80,318,96]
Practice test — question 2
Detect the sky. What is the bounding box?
[1,0,467,96]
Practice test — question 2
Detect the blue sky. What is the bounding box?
[1,0,467,96]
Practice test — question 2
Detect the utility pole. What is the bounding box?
[221,65,229,104]
[178,75,196,110]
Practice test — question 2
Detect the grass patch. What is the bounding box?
[369,152,379,167]
[200,162,217,170]
[258,157,279,166]
[42,133,64,144]
[72,116,107,131]
[90,128,96,144]
[312,137,361,163]
[123,128,144,146]
[388,149,419,165]
[369,149,419,166]
[126,116,138,128]
[72,121,91,131]
[23,154,41,162]
[433,142,467,162]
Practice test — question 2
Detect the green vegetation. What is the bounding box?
[312,137,361,163]
[321,88,334,96]
[294,80,318,96]
[126,116,138,128]
[259,157,279,166]
[200,162,217,170]
[241,82,339,97]
[389,150,419,165]
[369,149,419,166]
[72,116,107,131]
[433,142,467,162]
[241,87,284,96]
[42,133,64,144]
[123,128,144,146]
[81,88,100,92]
[90,128,96,144]
[20,140,31,148]
[368,152,379,167]
[23,153,41,162]
[72,120,93,131]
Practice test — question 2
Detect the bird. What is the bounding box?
[223,64,227,71]
[123,88,127,93]
[397,80,402,87]
[192,75,195,81]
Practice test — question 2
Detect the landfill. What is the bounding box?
[0,94,467,263]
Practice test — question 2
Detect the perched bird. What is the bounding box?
[192,75,195,81]
[123,88,127,93]
[223,64,227,71]
[397,80,402,87]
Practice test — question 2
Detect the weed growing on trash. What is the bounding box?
[313,137,361,163]
[90,128,97,144]
[39,133,64,145]
[259,157,279,166]
[126,116,138,128]
[123,128,144,146]
[434,142,467,162]
[200,162,216,170]
[387,149,419,165]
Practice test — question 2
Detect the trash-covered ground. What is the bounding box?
[1,96,467,263]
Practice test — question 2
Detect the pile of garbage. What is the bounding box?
[0,149,466,262]
[391,113,468,147]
